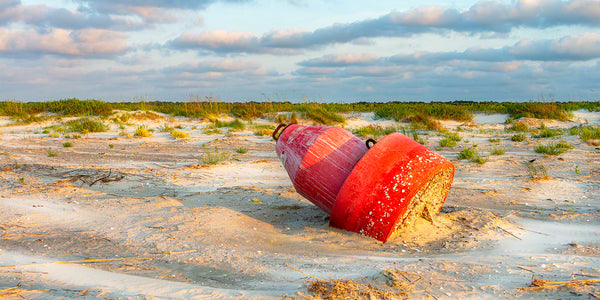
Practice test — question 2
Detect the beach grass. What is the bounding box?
[213,119,245,130]
[295,104,345,125]
[158,123,174,132]
[534,140,574,155]
[570,126,600,144]
[534,128,563,138]
[200,148,231,165]
[458,146,488,164]
[65,118,107,134]
[1,99,598,124]
[353,125,397,138]
[406,113,443,131]
[134,126,152,137]
[511,133,527,142]
[508,122,529,132]
[525,161,549,180]
[490,146,506,155]
[439,132,461,147]
[170,130,189,139]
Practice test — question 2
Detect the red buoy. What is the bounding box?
[330,132,455,242]
[273,124,368,213]
[274,124,454,242]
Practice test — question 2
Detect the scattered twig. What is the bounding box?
[285,265,323,281]
[88,169,110,186]
[513,225,550,236]
[70,289,89,298]
[571,273,600,278]
[516,266,535,273]
[66,169,125,187]
[13,187,46,195]
[96,291,107,297]
[518,278,600,290]
[0,286,19,293]
[497,226,521,240]
[90,169,123,186]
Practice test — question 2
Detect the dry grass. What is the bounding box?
[525,161,550,180]
[170,130,189,139]
[405,113,443,131]
[134,127,152,137]
[518,276,600,290]
[131,111,163,121]
[119,130,133,138]
[289,265,418,300]
[303,269,417,300]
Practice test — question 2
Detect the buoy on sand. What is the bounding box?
[273,124,454,242]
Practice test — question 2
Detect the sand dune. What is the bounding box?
[0,112,599,299]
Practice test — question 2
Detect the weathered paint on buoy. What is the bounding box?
[329,132,455,242]
[274,124,368,213]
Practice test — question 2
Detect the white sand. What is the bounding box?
[0,112,599,299]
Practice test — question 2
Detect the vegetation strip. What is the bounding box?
[2,99,599,123]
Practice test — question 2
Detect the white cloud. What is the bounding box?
[0,28,128,56]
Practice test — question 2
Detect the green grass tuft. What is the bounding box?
[534,140,573,155]
[353,125,397,138]
[458,147,488,164]
[406,113,443,131]
[570,126,600,144]
[525,161,549,180]
[65,118,107,134]
[511,133,527,142]
[200,148,231,165]
[489,146,506,155]
[170,130,189,139]
[439,132,461,147]
[158,123,174,132]
[214,119,245,130]
[534,128,563,138]
[508,122,529,132]
[47,149,58,157]
[295,104,345,125]
[134,126,152,137]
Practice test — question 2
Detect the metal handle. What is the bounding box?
[366,138,377,149]
[272,123,289,141]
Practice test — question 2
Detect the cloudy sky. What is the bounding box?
[1,0,600,102]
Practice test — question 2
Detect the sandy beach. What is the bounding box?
[0,110,599,299]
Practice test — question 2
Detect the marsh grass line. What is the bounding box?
[2,99,598,126]
[353,125,397,138]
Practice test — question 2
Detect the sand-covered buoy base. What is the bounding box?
[391,167,454,236]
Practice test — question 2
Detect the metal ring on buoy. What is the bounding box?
[272,120,298,141]
[272,123,287,141]
[366,138,377,149]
